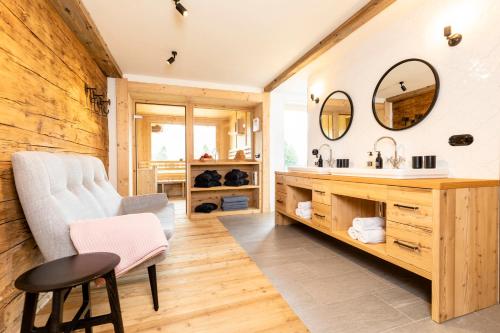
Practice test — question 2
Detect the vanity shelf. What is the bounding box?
[275,171,499,323]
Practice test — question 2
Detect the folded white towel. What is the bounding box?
[357,229,386,244]
[353,217,385,232]
[297,201,312,209]
[347,226,359,240]
[295,208,312,219]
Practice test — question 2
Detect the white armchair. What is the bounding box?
[12,151,175,311]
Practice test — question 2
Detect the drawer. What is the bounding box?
[286,176,312,189]
[276,174,285,185]
[386,220,432,272]
[387,187,433,229]
[276,191,286,212]
[312,202,332,232]
[312,181,332,205]
[331,181,387,202]
[276,183,286,194]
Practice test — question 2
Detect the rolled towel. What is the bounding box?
[297,201,312,209]
[358,229,386,244]
[353,217,385,232]
[347,226,359,240]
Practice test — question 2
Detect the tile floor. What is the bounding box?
[220,213,500,333]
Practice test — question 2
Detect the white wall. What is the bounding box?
[107,77,117,188]
[306,0,500,179]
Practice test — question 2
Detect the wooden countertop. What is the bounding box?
[276,171,500,190]
[189,160,261,166]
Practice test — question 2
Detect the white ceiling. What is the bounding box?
[82,0,369,90]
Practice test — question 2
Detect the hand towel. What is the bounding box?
[353,217,385,231]
[70,213,168,278]
[347,226,359,240]
[357,229,386,244]
[297,201,312,209]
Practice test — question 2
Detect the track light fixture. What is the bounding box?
[167,51,178,65]
[399,81,407,92]
[173,0,188,16]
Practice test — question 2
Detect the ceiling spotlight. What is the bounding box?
[399,81,407,92]
[173,0,188,16]
[167,51,177,65]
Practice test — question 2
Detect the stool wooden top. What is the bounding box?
[15,252,120,293]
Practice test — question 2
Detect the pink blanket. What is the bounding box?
[70,213,168,277]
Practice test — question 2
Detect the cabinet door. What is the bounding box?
[386,220,432,273]
[312,202,332,232]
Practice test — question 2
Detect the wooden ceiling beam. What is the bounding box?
[50,0,122,78]
[264,0,396,92]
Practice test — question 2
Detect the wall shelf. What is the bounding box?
[190,207,261,220]
[191,185,260,192]
[187,161,262,219]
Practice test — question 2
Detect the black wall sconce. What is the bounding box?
[173,0,188,17]
[85,84,110,116]
[167,51,178,65]
[310,94,319,104]
[444,26,462,46]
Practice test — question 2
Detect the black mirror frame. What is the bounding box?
[319,90,354,141]
[371,58,440,131]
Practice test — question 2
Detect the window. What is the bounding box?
[283,109,308,168]
[193,125,217,158]
[151,123,185,161]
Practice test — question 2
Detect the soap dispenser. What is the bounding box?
[366,151,374,168]
[317,154,323,167]
[375,151,383,169]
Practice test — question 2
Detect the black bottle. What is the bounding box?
[375,151,383,169]
[317,154,323,167]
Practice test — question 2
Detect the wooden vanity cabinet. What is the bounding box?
[275,171,500,323]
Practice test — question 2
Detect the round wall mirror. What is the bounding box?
[372,58,439,130]
[319,90,353,140]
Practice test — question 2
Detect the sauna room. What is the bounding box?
[1,0,499,333]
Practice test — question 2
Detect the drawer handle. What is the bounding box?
[277,182,284,185]
[276,200,284,204]
[394,239,420,252]
[314,190,326,195]
[394,203,419,211]
[313,213,326,219]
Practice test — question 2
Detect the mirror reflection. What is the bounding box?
[320,91,353,140]
[372,59,439,130]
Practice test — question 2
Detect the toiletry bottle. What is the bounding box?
[375,151,383,169]
[366,151,374,168]
[318,154,323,167]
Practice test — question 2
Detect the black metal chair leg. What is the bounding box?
[104,271,124,333]
[147,265,159,311]
[82,282,93,333]
[48,290,64,333]
[20,292,38,333]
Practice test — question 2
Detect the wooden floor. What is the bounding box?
[36,202,308,332]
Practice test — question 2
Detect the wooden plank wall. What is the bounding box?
[0,0,108,331]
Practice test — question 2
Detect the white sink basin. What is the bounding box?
[288,166,332,174]
[330,167,449,179]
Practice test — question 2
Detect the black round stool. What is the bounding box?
[15,252,124,333]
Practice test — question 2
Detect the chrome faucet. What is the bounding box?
[318,144,334,167]
[373,136,405,169]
